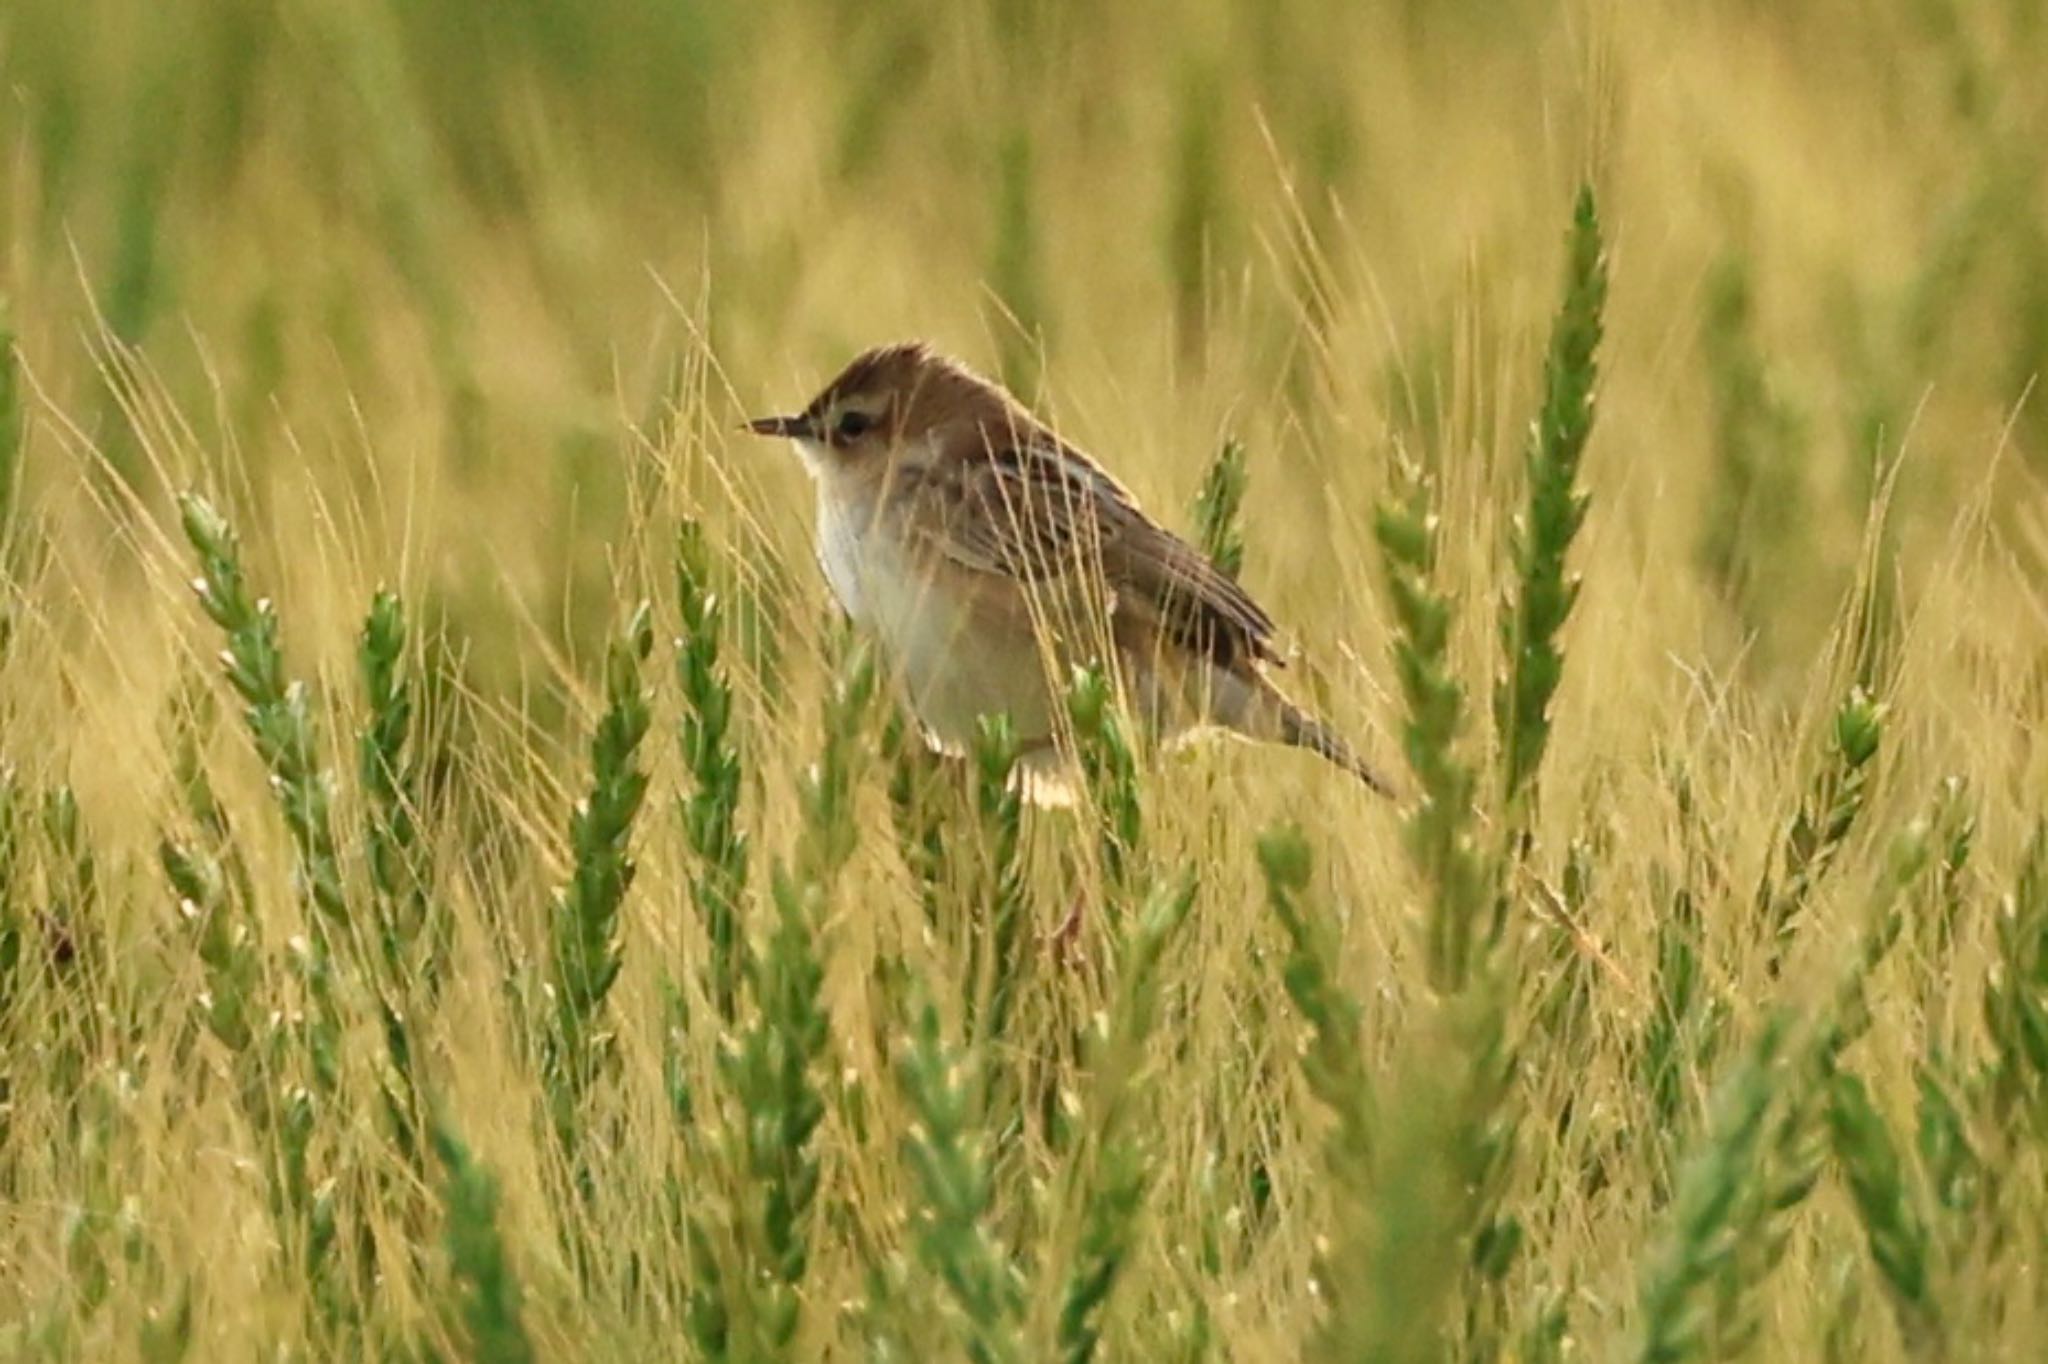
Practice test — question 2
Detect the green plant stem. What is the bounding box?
[1496,182,1607,822]
[545,602,655,1168]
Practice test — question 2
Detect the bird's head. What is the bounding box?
[746,341,1023,477]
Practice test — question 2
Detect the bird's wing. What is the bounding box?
[906,435,1282,668]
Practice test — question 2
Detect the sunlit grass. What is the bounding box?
[2,2,2047,1360]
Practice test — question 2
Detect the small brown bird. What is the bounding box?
[747,341,1392,795]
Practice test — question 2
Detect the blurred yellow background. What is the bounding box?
[5,0,2043,705]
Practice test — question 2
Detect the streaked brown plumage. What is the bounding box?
[747,341,1393,795]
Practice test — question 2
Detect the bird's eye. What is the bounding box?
[835,410,873,441]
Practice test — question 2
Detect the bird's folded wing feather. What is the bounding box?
[906,436,1282,668]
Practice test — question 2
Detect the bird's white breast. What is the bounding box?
[814,484,873,622]
[809,476,1054,750]
[813,486,966,663]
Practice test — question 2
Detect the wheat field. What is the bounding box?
[2,1,2046,1359]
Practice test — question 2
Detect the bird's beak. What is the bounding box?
[744,414,813,439]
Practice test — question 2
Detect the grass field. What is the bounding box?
[3,1,2047,1359]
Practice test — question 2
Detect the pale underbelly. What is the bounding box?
[816,496,1247,756]
[868,564,1063,752]
[817,499,1062,750]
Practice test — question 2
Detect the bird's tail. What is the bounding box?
[1278,701,1399,797]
